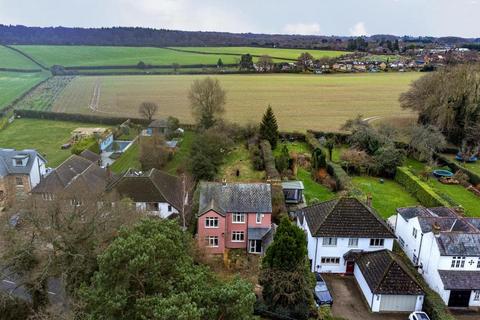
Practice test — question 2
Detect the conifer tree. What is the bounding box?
[260,105,279,149]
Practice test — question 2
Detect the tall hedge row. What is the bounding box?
[259,140,280,180]
[395,167,449,207]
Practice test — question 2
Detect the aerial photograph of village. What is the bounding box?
[0,0,479,319]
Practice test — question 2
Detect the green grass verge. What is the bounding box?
[274,141,310,157]
[352,176,419,218]
[0,72,48,110]
[110,141,140,174]
[0,118,104,167]
[217,143,264,182]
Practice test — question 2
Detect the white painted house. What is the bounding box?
[296,197,395,274]
[354,250,424,312]
[395,206,480,308]
[106,168,187,219]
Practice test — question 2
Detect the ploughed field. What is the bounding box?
[12,45,347,67]
[37,72,421,132]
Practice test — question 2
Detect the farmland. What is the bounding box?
[12,45,348,68]
[0,71,48,110]
[0,46,40,69]
[35,72,422,132]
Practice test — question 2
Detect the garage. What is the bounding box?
[380,294,418,312]
[448,290,471,308]
[354,250,424,313]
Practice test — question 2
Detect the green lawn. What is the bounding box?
[110,141,140,174]
[217,143,264,182]
[274,141,310,157]
[443,153,480,176]
[297,168,336,204]
[164,131,195,175]
[0,72,48,110]
[352,176,419,218]
[0,46,40,69]
[0,118,104,167]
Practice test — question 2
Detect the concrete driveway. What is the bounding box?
[322,274,408,320]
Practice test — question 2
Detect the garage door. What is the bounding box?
[380,295,417,312]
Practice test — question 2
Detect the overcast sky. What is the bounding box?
[0,0,479,38]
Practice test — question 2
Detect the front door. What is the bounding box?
[346,261,355,274]
[448,290,471,307]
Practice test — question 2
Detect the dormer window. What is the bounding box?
[12,155,28,167]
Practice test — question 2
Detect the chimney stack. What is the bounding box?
[432,222,441,237]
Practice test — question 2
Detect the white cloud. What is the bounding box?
[349,22,368,36]
[283,22,321,35]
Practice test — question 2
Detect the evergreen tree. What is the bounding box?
[239,54,254,70]
[217,58,224,68]
[259,218,314,320]
[260,105,279,149]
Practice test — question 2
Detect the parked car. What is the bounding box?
[409,311,430,320]
[313,273,333,306]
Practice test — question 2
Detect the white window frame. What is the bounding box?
[412,227,418,239]
[249,240,262,254]
[370,238,384,247]
[451,256,466,268]
[70,199,83,207]
[42,193,54,201]
[256,213,262,224]
[206,236,219,247]
[231,231,245,242]
[205,217,219,228]
[232,213,245,224]
[322,237,337,246]
[474,290,480,301]
[321,257,340,265]
[15,177,23,186]
[348,238,358,247]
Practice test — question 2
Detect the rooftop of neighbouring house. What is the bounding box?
[355,249,424,295]
[148,119,168,128]
[0,148,46,177]
[397,206,480,257]
[198,182,272,216]
[281,180,304,190]
[296,197,395,238]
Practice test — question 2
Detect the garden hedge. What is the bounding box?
[71,137,100,155]
[435,153,480,186]
[395,167,449,207]
[260,140,280,180]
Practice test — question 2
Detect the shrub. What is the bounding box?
[0,293,32,320]
[395,167,449,207]
[71,137,100,155]
[249,144,264,171]
[326,162,352,191]
[260,140,280,179]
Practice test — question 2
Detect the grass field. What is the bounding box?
[0,72,48,110]
[43,73,420,132]
[0,46,39,69]
[0,118,105,167]
[13,45,347,67]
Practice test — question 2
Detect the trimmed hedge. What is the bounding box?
[71,137,100,155]
[395,167,449,207]
[260,140,280,180]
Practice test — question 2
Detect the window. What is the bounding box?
[370,238,384,247]
[249,240,262,253]
[398,236,405,248]
[322,237,337,246]
[168,205,172,212]
[348,238,358,247]
[14,159,22,166]
[412,227,418,239]
[232,231,245,242]
[205,217,219,228]
[232,213,245,223]
[70,199,83,207]
[256,213,262,224]
[321,257,340,265]
[413,254,418,264]
[474,290,480,301]
[15,177,23,186]
[451,256,466,268]
[206,236,219,247]
[42,193,54,201]
[477,260,480,269]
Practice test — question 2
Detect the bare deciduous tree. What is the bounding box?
[138,101,158,121]
[188,77,226,130]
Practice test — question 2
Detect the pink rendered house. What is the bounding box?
[197,182,274,255]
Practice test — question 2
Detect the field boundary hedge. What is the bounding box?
[165,47,298,62]
[64,63,238,70]
[2,45,49,70]
[0,67,43,73]
[13,109,197,130]
[395,167,450,207]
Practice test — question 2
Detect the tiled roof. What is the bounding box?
[31,155,107,195]
[298,197,395,238]
[248,227,271,240]
[356,250,424,295]
[199,182,272,216]
[436,233,480,257]
[0,148,45,177]
[281,181,304,190]
[397,206,457,221]
[79,149,100,163]
[107,169,183,210]
[148,119,168,128]
[439,270,480,290]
